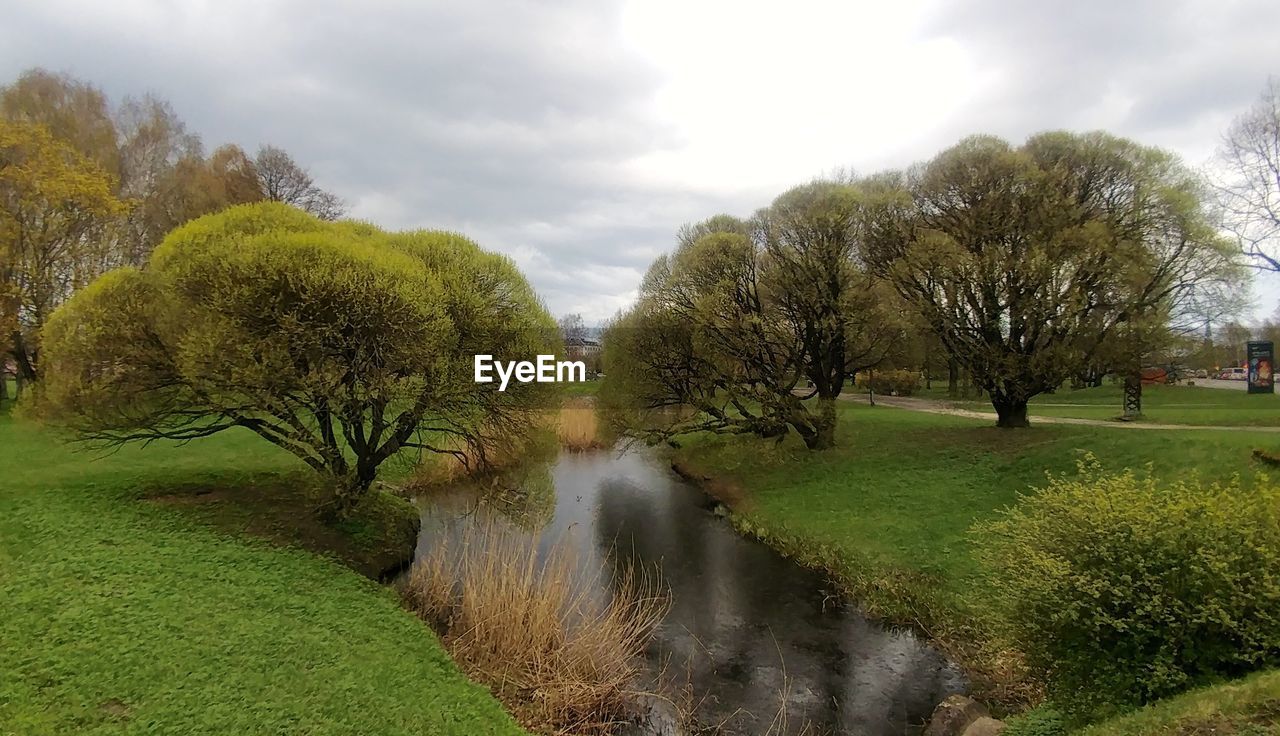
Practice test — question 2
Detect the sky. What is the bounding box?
[2,0,1279,324]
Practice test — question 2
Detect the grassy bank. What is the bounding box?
[670,402,1269,704]
[1076,669,1280,736]
[0,411,524,735]
[917,382,1280,426]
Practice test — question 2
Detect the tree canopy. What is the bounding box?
[1,68,345,397]
[603,185,905,450]
[1,120,125,388]
[255,145,344,220]
[37,202,556,510]
[1215,77,1280,270]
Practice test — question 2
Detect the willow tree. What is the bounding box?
[864,132,1236,427]
[603,191,904,450]
[38,202,555,511]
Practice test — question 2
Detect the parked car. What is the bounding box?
[1218,367,1247,380]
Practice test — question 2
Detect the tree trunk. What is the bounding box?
[947,358,959,398]
[991,394,1030,428]
[10,331,38,385]
[803,397,837,450]
[0,367,8,403]
[328,469,375,519]
[924,343,932,390]
[790,397,838,450]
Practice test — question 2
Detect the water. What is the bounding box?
[411,449,965,735]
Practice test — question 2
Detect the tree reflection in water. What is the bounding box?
[412,449,965,736]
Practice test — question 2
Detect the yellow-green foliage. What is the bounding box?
[38,202,556,503]
[855,369,923,396]
[975,457,1280,716]
[0,120,125,368]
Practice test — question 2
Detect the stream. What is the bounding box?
[410,449,965,735]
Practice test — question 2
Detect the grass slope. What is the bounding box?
[918,382,1280,426]
[0,412,524,735]
[1077,669,1280,736]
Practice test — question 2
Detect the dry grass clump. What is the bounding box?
[404,428,555,491]
[405,401,604,494]
[556,401,607,451]
[402,521,668,734]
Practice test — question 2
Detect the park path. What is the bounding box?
[841,393,1280,433]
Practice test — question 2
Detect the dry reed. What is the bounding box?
[556,402,606,451]
[406,402,605,494]
[402,520,668,735]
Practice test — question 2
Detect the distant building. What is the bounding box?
[564,336,601,359]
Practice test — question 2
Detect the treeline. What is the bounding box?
[603,131,1241,444]
[0,68,342,399]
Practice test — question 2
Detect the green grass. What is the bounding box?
[560,378,602,398]
[916,382,1280,427]
[671,402,1274,703]
[1077,669,1280,736]
[0,411,524,735]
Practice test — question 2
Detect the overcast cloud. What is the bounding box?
[2,0,1278,322]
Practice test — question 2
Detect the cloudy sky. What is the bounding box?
[3,0,1279,322]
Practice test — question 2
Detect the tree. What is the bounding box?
[1215,78,1280,270]
[37,202,555,512]
[3,69,329,268]
[1,121,125,391]
[865,132,1236,427]
[758,182,905,447]
[603,230,816,445]
[255,145,344,220]
[558,312,587,344]
[603,191,905,450]
[0,69,120,182]
[114,94,204,264]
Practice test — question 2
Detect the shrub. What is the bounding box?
[37,202,556,512]
[402,520,668,734]
[855,369,923,396]
[975,457,1280,716]
[1003,705,1068,736]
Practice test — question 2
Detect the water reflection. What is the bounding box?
[412,450,965,736]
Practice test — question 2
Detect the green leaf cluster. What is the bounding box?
[37,201,555,508]
[975,456,1280,717]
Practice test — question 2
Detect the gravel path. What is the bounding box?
[842,393,1280,433]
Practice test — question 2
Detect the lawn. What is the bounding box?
[1076,669,1280,736]
[0,409,524,735]
[670,402,1273,703]
[560,378,603,398]
[916,382,1280,426]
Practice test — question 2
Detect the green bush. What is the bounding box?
[1003,705,1068,736]
[975,457,1280,716]
[855,369,922,396]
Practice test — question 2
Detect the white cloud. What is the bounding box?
[2,0,1278,320]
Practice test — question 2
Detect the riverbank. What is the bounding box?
[669,402,1270,709]
[0,411,524,734]
[1076,669,1280,736]
[409,446,965,734]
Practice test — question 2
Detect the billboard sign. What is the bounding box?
[1247,341,1274,394]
